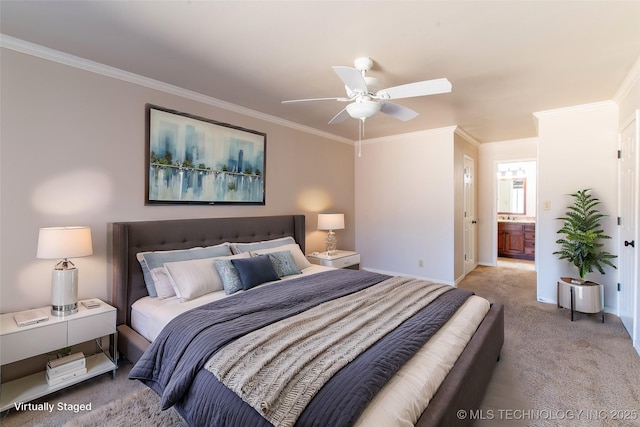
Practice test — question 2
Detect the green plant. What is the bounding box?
[553,189,617,279]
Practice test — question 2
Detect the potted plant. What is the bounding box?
[553,189,617,320]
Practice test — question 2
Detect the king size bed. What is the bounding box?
[111,214,503,426]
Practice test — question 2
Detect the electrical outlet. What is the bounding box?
[543,201,551,210]
[418,259,424,268]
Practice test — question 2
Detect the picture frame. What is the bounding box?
[146,105,266,205]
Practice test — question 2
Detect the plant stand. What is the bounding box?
[557,277,604,323]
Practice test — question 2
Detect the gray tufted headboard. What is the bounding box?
[111,215,305,327]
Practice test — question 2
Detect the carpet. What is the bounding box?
[461,265,640,427]
[63,388,186,427]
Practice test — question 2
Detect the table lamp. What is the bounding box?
[317,213,344,255]
[37,226,93,316]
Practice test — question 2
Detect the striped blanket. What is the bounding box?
[130,269,472,427]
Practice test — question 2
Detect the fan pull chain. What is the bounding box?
[358,118,364,157]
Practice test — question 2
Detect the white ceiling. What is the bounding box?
[2,1,639,143]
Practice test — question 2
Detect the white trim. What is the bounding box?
[614,55,640,104]
[361,267,455,287]
[0,34,354,145]
[454,127,481,147]
[533,100,617,119]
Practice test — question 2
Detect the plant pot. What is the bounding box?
[557,277,604,322]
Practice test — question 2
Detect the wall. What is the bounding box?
[355,127,457,284]
[0,47,356,313]
[534,102,619,311]
[477,138,538,266]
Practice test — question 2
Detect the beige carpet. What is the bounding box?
[2,264,638,426]
[462,264,640,427]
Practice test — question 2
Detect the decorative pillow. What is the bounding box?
[154,267,180,299]
[231,255,280,290]
[214,258,244,295]
[230,236,296,254]
[164,253,248,302]
[264,250,301,278]
[137,243,232,297]
[251,243,312,271]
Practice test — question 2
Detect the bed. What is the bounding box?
[111,215,504,426]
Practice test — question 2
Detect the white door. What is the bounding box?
[464,156,476,274]
[619,111,638,343]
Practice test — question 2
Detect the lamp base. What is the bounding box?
[51,267,78,317]
[325,230,337,256]
[51,303,78,317]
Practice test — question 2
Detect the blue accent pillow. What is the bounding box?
[214,259,244,295]
[267,251,301,277]
[231,255,280,290]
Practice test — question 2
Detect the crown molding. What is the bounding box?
[532,100,617,119]
[454,127,481,147]
[0,34,353,145]
[614,55,640,104]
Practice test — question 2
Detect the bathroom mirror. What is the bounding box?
[497,178,526,215]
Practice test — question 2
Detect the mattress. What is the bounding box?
[131,264,333,342]
[132,266,489,426]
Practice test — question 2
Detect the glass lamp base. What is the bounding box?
[325,230,337,255]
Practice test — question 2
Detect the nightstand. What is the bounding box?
[0,299,118,411]
[307,250,360,270]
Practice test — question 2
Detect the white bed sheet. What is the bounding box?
[131,264,332,342]
[132,267,490,427]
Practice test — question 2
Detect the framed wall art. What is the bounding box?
[146,105,266,205]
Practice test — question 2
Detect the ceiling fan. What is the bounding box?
[282,57,452,125]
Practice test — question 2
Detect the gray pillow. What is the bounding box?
[231,255,280,290]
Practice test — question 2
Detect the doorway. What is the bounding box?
[495,160,537,266]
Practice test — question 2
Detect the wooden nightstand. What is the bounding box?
[0,299,118,411]
[307,250,360,270]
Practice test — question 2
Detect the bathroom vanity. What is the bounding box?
[497,221,535,260]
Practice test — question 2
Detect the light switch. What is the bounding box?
[543,201,551,210]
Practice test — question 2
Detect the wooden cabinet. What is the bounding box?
[498,222,534,260]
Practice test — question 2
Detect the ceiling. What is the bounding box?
[1,1,639,143]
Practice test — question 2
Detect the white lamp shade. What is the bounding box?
[37,226,93,259]
[318,214,345,231]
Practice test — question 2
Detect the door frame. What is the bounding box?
[618,110,639,354]
[463,155,476,275]
[493,159,537,266]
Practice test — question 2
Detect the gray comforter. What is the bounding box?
[129,269,473,427]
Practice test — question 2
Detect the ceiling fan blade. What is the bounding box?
[377,78,452,100]
[379,102,419,121]
[282,97,348,104]
[328,107,350,124]
[332,66,368,93]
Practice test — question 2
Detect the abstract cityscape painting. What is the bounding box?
[146,105,266,205]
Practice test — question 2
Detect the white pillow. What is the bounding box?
[154,267,180,299]
[251,243,312,270]
[164,253,250,302]
[137,243,232,297]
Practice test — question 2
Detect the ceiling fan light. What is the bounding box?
[346,100,381,120]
